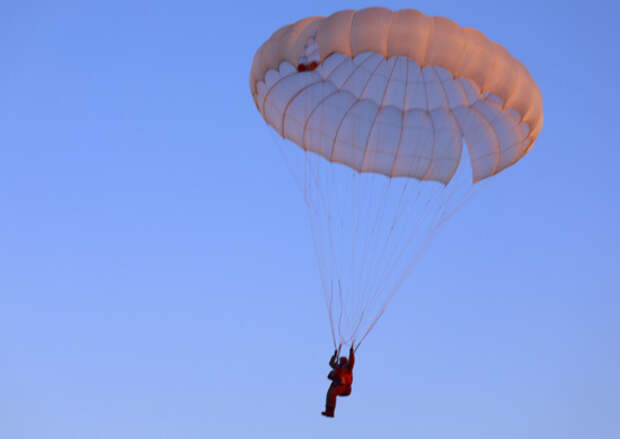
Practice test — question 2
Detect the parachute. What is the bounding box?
[250,7,543,350]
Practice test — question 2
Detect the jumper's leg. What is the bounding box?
[322,383,338,417]
[340,385,352,397]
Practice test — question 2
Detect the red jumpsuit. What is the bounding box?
[322,347,355,417]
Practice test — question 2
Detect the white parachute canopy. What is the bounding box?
[250,7,543,349]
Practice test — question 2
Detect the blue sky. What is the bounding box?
[1,1,618,438]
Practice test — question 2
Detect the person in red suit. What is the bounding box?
[322,345,355,418]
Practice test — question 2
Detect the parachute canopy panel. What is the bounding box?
[250,7,543,183]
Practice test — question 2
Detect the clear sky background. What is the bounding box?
[1,1,618,438]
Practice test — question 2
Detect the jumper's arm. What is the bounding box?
[348,346,355,369]
[329,350,338,368]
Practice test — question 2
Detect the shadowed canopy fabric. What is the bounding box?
[250,7,543,183]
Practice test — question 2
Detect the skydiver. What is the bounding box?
[321,344,355,418]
